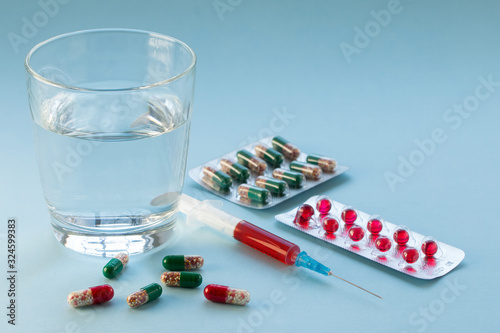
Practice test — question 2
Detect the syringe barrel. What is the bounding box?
[233,220,300,265]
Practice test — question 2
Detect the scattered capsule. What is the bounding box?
[236,149,267,174]
[204,284,251,306]
[272,168,304,188]
[289,161,322,180]
[255,176,287,196]
[348,225,365,242]
[102,252,129,279]
[67,284,114,308]
[341,207,358,225]
[203,165,232,190]
[127,283,162,308]
[271,136,300,160]
[220,158,250,182]
[254,144,284,167]
[316,195,332,214]
[402,247,419,264]
[306,154,337,172]
[238,184,270,204]
[293,204,315,227]
[162,255,204,271]
[161,272,203,288]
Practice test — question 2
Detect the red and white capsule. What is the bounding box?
[67,284,114,308]
[204,284,250,306]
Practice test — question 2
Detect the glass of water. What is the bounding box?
[25,29,196,256]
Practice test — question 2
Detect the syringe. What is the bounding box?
[179,194,381,299]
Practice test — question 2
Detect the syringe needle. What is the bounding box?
[328,272,382,299]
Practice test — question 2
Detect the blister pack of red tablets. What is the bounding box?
[275,195,465,279]
[188,136,349,209]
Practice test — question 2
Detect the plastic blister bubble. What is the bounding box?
[275,195,465,279]
[188,136,349,209]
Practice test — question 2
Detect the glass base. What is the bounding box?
[50,213,176,257]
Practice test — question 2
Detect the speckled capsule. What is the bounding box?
[236,149,267,174]
[237,184,270,204]
[67,285,114,308]
[271,136,300,160]
[254,144,284,167]
[161,272,203,288]
[220,158,250,182]
[306,154,337,172]
[202,165,232,190]
[204,284,251,305]
[289,161,322,180]
[255,176,287,196]
[102,252,129,279]
[272,168,304,188]
[126,283,162,308]
[162,255,204,271]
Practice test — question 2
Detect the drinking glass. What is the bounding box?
[25,29,196,256]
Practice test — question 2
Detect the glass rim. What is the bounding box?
[24,28,197,92]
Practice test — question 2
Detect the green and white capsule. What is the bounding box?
[161,272,203,288]
[237,184,270,204]
[255,176,288,196]
[236,149,267,174]
[126,283,162,308]
[306,154,337,172]
[254,144,284,168]
[163,255,204,271]
[272,168,304,188]
[102,252,129,279]
[290,161,322,180]
[220,158,250,182]
[202,165,232,190]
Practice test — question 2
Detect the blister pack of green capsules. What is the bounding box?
[188,136,349,209]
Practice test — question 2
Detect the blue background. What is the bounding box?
[1,0,499,332]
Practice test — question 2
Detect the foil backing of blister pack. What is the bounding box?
[275,195,465,279]
[188,136,349,209]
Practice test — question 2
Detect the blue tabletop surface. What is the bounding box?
[1,0,499,332]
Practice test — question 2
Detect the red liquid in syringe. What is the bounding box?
[233,220,300,265]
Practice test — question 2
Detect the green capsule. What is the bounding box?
[236,149,267,174]
[161,272,203,288]
[272,168,304,188]
[254,144,284,167]
[271,136,300,160]
[255,176,287,196]
[102,253,128,279]
[290,161,322,180]
[163,255,204,271]
[220,158,250,182]
[127,283,162,308]
[306,154,337,172]
[202,165,232,189]
[238,184,270,203]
